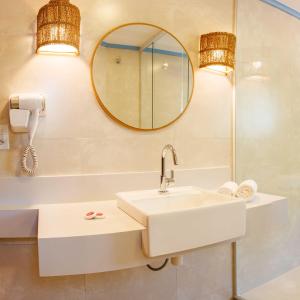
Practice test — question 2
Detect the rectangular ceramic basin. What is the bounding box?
[117,186,246,257]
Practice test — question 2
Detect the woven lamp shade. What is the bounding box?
[36,0,81,55]
[200,32,236,73]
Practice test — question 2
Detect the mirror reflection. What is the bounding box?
[92,24,194,130]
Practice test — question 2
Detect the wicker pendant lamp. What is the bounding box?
[36,0,81,55]
[200,32,236,74]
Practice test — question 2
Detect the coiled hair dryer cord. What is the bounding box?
[21,144,38,176]
[21,109,40,176]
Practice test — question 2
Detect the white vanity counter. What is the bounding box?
[0,168,288,277]
[0,193,288,276]
[37,192,286,276]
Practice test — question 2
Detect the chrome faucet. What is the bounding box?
[159,144,179,193]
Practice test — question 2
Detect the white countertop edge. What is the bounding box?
[0,191,286,212]
[246,193,286,210]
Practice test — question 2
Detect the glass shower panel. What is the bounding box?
[235,0,300,293]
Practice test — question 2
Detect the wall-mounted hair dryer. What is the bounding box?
[9,94,46,176]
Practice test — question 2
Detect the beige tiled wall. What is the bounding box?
[0,0,234,177]
[0,240,232,300]
[235,0,300,293]
[0,0,235,299]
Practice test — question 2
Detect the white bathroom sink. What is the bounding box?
[117,186,246,257]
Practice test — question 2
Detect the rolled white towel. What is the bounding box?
[218,181,238,196]
[236,180,258,201]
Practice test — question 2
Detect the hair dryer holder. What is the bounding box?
[9,94,46,133]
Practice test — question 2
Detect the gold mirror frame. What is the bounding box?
[90,22,195,131]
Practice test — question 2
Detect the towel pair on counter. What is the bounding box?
[218,180,258,202]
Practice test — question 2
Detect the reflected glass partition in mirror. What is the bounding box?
[91,23,194,130]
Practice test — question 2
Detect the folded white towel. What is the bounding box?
[236,179,258,201]
[218,181,238,196]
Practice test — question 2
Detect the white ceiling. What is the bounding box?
[154,34,185,52]
[103,24,184,52]
[104,25,161,47]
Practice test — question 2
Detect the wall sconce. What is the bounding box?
[199,32,236,74]
[36,0,81,55]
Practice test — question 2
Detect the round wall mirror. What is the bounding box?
[91,23,194,130]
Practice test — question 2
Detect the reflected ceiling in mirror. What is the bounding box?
[91,23,194,130]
